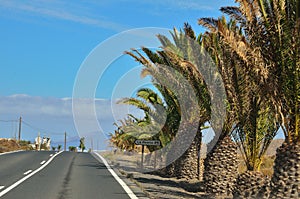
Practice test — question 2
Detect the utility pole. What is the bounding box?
[64,132,67,151]
[18,116,22,142]
[37,132,41,151]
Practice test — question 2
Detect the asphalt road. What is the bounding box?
[0,151,133,199]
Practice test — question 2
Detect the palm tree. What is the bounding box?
[150,24,236,182]
[197,13,278,198]
[204,17,280,197]
[123,26,212,179]
[118,87,168,151]
[216,0,300,198]
[79,137,85,152]
[110,117,144,151]
[195,18,246,196]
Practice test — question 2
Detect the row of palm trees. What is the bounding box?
[110,0,299,198]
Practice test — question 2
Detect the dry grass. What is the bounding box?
[238,155,275,177]
[0,138,31,153]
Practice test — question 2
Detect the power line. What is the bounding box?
[0,119,18,123]
[1,118,78,146]
[0,119,18,138]
[22,120,65,135]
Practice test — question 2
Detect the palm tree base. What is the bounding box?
[269,141,300,199]
[203,136,238,196]
[233,170,270,199]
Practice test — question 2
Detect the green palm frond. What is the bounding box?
[117,97,150,113]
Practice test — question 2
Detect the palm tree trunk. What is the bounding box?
[233,170,270,199]
[269,140,300,199]
[173,125,202,179]
[203,135,238,197]
[165,122,202,179]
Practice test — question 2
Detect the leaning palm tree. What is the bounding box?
[125,52,203,179]
[124,26,211,179]
[168,27,239,186]
[118,87,169,151]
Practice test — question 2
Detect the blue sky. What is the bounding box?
[0,0,246,149]
[0,0,236,98]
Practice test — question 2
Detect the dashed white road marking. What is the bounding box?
[0,186,4,190]
[92,152,138,199]
[23,170,33,175]
[0,151,63,197]
[50,154,53,157]
[40,160,46,165]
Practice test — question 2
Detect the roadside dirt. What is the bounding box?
[100,151,213,199]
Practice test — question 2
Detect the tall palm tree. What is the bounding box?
[199,0,299,198]
[158,25,236,184]
[197,10,281,198]
[124,26,211,179]
[195,18,252,196]
[201,17,280,198]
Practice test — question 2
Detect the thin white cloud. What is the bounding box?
[0,94,137,119]
[0,94,141,134]
[120,0,234,11]
[0,94,71,116]
[0,94,138,149]
[0,0,128,32]
[156,0,213,11]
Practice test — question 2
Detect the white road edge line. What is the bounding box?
[0,151,63,197]
[92,152,138,199]
[0,150,23,156]
[40,160,46,165]
[0,186,4,190]
[23,170,33,175]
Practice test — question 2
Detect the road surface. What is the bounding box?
[0,151,136,199]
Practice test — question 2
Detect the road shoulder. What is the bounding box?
[92,151,150,199]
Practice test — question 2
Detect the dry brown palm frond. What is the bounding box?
[140,68,151,79]
[198,17,219,32]
[124,49,148,66]
[220,6,246,24]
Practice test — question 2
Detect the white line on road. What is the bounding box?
[23,170,33,175]
[0,151,63,197]
[40,160,46,165]
[0,186,4,190]
[0,150,23,156]
[50,154,53,157]
[92,152,138,199]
